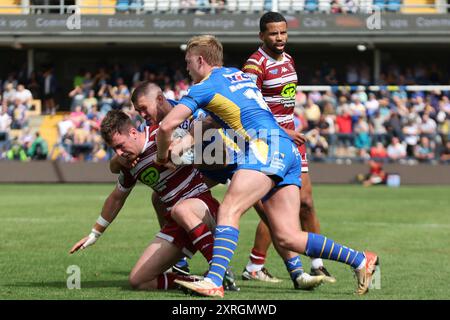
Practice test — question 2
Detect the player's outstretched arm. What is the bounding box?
[69,186,131,254]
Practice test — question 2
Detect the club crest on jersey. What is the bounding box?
[224,72,251,83]
[140,167,160,187]
[281,83,296,98]
[269,68,279,75]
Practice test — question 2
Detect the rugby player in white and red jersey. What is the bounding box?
[69,109,220,291]
[241,11,335,283]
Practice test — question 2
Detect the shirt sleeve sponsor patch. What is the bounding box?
[243,64,263,74]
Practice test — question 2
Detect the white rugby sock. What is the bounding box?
[310,258,324,270]
[246,262,264,272]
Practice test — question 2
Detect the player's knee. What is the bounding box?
[129,273,142,290]
[170,205,192,227]
[272,233,295,251]
[129,273,156,290]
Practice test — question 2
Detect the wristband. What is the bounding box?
[96,216,111,228]
[81,229,102,249]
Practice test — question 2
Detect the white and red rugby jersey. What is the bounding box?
[242,47,298,131]
[243,47,308,171]
[117,125,209,209]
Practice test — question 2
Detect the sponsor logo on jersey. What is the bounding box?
[244,72,258,84]
[281,83,297,98]
[269,68,279,75]
[140,167,160,187]
[280,99,296,108]
[224,71,251,83]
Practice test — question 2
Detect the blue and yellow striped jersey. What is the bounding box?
[179,67,289,142]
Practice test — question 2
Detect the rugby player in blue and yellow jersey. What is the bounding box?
[156,35,379,298]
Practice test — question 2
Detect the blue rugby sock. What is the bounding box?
[305,233,365,269]
[206,225,239,287]
[285,256,304,281]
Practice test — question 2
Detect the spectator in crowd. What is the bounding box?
[414,136,435,162]
[366,93,379,119]
[2,83,16,110]
[70,105,87,129]
[306,128,329,159]
[83,90,98,114]
[335,108,353,149]
[111,77,130,110]
[420,113,437,137]
[304,97,321,129]
[0,105,12,133]
[402,119,420,158]
[73,68,85,88]
[11,98,28,130]
[19,127,34,154]
[370,142,388,160]
[15,84,33,109]
[41,67,57,115]
[97,83,115,115]
[27,132,48,160]
[68,86,85,111]
[6,138,29,161]
[354,116,371,159]
[387,136,407,162]
[349,96,366,122]
[81,71,94,97]
[384,110,404,141]
[371,111,388,144]
[336,95,350,115]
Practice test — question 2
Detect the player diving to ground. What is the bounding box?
[70,110,222,291]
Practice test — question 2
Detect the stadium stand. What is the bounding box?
[0,0,445,14]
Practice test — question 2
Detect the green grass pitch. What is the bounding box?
[1,183,449,300]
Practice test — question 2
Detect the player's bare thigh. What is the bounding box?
[217,169,274,227]
[171,197,216,231]
[151,176,219,227]
[262,185,308,252]
[129,237,184,290]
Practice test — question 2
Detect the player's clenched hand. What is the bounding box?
[69,229,102,254]
[287,129,306,146]
[118,155,139,169]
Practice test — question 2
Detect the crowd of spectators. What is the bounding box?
[303,62,450,86]
[111,0,404,14]
[293,87,450,164]
[1,59,450,164]
[23,0,406,15]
